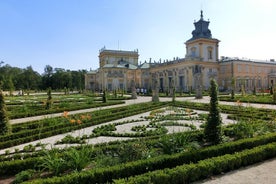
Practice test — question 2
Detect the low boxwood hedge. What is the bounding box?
[115,142,276,183]
[0,102,168,150]
[21,133,276,183]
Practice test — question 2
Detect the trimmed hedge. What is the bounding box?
[115,142,276,183]
[0,102,168,150]
[22,132,276,183]
[9,101,124,119]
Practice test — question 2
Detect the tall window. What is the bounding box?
[207,46,213,60]
[238,65,242,72]
[258,78,261,88]
[179,76,184,89]
[191,47,196,57]
[159,78,164,92]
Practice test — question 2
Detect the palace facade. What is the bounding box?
[85,11,276,93]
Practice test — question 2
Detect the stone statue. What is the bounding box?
[195,73,203,99]
[131,80,137,99]
[152,77,159,102]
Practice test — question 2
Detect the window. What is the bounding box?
[191,47,196,57]
[238,65,242,72]
[246,65,249,73]
[207,46,213,60]
[258,78,261,88]
[119,83,124,89]
[208,50,212,59]
[179,76,184,89]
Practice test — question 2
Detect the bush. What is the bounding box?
[0,91,11,135]
[24,133,276,184]
[115,142,276,184]
[38,149,66,176]
[204,79,222,144]
[233,121,254,139]
[13,169,35,184]
[64,146,93,172]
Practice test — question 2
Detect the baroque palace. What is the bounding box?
[85,11,276,93]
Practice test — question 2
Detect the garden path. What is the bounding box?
[11,95,276,124]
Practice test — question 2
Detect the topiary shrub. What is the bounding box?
[204,79,223,145]
[0,91,11,135]
[45,87,52,110]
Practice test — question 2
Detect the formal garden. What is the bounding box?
[1,80,276,183]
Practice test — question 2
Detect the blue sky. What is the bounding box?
[0,0,275,74]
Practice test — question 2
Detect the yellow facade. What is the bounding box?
[85,11,276,93]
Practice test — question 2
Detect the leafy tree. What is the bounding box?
[204,79,222,145]
[17,66,41,90]
[41,65,54,89]
[7,76,15,95]
[0,91,11,135]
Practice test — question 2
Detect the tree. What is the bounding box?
[0,91,11,135]
[204,79,223,145]
[17,66,41,90]
[41,65,54,89]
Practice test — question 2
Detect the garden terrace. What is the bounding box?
[1,97,276,183]
[5,93,126,119]
[0,102,168,150]
[219,94,276,105]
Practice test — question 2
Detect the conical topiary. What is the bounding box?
[46,88,52,110]
[0,91,11,135]
[204,79,222,145]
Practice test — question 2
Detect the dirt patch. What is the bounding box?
[0,176,15,184]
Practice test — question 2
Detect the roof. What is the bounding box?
[187,10,213,42]
[139,62,150,69]
[220,57,276,65]
[87,70,98,74]
[99,48,139,56]
[102,63,138,69]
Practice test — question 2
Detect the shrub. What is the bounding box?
[117,142,151,162]
[38,149,66,176]
[204,79,223,144]
[19,133,276,183]
[13,169,35,184]
[233,121,254,139]
[64,146,93,172]
[0,91,11,135]
[115,142,276,184]
[45,88,52,110]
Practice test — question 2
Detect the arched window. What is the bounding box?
[190,47,196,57]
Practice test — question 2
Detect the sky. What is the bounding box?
[0,0,276,74]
